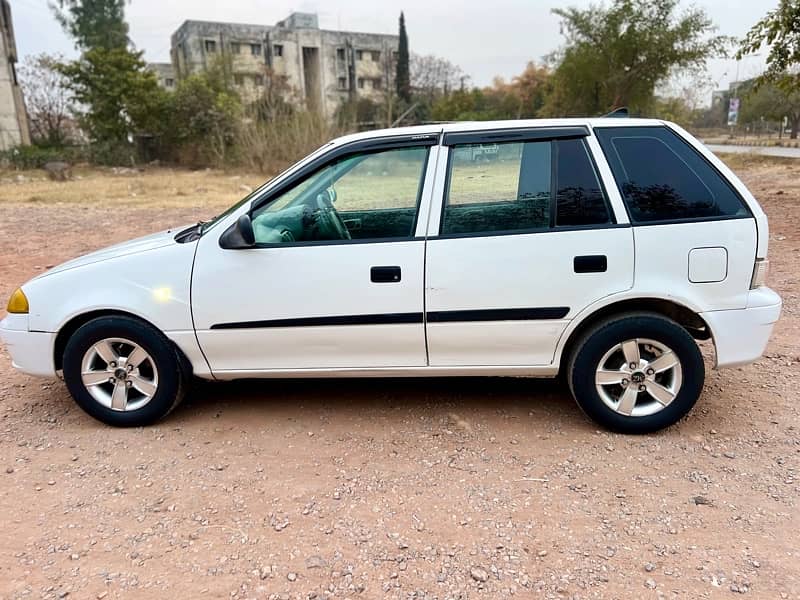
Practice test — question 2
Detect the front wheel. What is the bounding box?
[62,316,187,427]
[567,313,705,434]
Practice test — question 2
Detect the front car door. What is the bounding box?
[424,125,634,366]
[191,134,441,375]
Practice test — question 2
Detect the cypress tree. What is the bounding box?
[396,12,411,103]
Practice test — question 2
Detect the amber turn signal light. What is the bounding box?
[6,288,29,314]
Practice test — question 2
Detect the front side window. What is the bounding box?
[251,146,429,244]
[595,126,749,223]
[441,137,610,236]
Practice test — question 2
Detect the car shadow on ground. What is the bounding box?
[167,375,592,431]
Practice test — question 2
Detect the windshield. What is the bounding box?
[199,142,334,235]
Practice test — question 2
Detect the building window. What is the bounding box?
[254,74,264,86]
[372,77,382,90]
[165,78,175,88]
[230,42,241,54]
[251,43,262,56]
[371,51,381,62]
[205,40,217,53]
[336,48,346,61]
[273,44,283,57]
[356,50,363,61]
[357,77,365,89]
[337,77,347,90]
[234,74,244,85]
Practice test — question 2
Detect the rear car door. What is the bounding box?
[424,126,634,366]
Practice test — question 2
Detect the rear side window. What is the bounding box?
[441,137,610,236]
[595,126,749,223]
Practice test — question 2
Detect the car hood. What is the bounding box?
[33,226,190,280]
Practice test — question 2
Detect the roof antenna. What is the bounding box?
[603,107,629,118]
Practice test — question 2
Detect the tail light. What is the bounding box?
[750,258,769,289]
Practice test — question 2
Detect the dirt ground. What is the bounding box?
[0,158,798,600]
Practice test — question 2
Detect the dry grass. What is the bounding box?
[0,166,269,212]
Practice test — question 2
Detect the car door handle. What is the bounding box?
[574,255,607,273]
[371,266,401,283]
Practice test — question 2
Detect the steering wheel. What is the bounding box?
[313,190,351,240]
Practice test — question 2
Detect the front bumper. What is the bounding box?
[701,287,782,368]
[0,314,57,378]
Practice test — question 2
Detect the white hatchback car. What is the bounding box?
[1,118,782,432]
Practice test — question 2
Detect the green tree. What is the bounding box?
[738,0,800,90]
[166,68,241,164]
[543,0,728,116]
[57,47,167,145]
[396,12,411,103]
[51,0,129,51]
[739,80,800,138]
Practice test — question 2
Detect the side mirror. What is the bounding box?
[219,214,256,249]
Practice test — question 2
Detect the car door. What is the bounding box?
[424,126,634,366]
[191,136,440,374]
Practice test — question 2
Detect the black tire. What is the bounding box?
[62,315,188,427]
[567,312,704,434]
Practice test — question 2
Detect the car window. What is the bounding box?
[441,137,610,236]
[251,146,428,244]
[594,126,749,223]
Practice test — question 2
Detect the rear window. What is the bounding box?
[441,137,610,236]
[594,126,749,223]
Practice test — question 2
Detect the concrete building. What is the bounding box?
[147,62,176,90]
[169,12,398,117]
[0,0,30,150]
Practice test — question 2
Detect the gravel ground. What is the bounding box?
[0,163,798,599]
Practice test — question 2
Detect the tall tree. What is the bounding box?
[543,0,728,116]
[52,0,167,148]
[396,12,411,103]
[51,0,129,51]
[58,47,166,144]
[738,0,800,91]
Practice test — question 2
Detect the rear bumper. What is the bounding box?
[701,287,782,368]
[0,315,57,378]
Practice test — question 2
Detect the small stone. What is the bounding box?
[470,566,489,582]
[5,467,13,474]
[48,480,56,486]
[306,555,327,569]
[693,495,711,506]
[287,572,297,582]
[644,562,656,572]
[537,550,548,557]
[723,452,736,459]
[645,578,657,589]
[70,553,79,560]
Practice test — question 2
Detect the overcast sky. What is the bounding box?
[12,0,777,100]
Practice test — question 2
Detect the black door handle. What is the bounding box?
[371,266,401,283]
[574,255,607,273]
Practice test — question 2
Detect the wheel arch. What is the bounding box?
[557,297,712,375]
[53,309,193,375]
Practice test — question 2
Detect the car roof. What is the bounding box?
[330,117,669,147]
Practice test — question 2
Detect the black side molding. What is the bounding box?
[574,255,607,273]
[427,307,569,323]
[210,306,570,330]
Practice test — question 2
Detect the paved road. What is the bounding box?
[705,143,800,158]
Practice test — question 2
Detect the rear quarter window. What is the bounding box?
[594,126,750,223]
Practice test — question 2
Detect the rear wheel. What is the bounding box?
[62,316,187,427]
[568,312,704,433]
